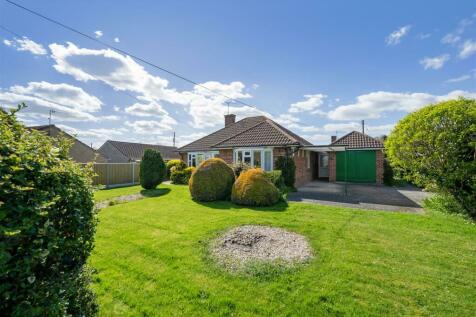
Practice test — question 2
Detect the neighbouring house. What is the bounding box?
[177,114,384,187]
[29,125,107,163]
[99,140,179,163]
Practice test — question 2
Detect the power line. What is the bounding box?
[4,0,258,110]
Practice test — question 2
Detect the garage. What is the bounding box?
[336,150,376,183]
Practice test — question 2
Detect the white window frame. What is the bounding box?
[233,148,273,171]
[187,151,219,167]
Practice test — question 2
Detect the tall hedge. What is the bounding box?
[140,149,166,189]
[275,155,296,188]
[386,98,476,218]
[0,105,98,316]
[231,168,280,206]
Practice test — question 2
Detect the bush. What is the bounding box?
[383,158,394,186]
[231,168,280,206]
[166,159,186,178]
[0,105,98,316]
[386,98,476,218]
[140,149,166,189]
[171,166,195,184]
[275,156,296,188]
[230,162,251,177]
[189,158,235,201]
[264,170,285,192]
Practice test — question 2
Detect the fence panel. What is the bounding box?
[85,163,140,187]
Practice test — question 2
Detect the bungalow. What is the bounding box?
[29,124,107,163]
[99,140,180,163]
[177,114,384,187]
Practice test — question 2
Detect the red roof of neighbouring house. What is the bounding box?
[331,131,384,149]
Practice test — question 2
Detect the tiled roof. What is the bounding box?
[331,131,384,149]
[107,140,179,160]
[177,116,312,152]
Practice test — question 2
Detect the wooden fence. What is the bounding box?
[85,163,140,188]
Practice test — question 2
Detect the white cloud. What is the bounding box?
[328,90,476,120]
[299,134,331,145]
[445,74,471,83]
[0,81,104,122]
[274,113,300,127]
[419,33,431,40]
[441,33,461,45]
[3,37,47,55]
[442,16,475,45]
[124,100,168,117]
[386,25,411,45]
[323,122,395,136]
[10,81,102,112]
[113,105,121,112]
[125,118,177,134]
[48,42,258,128]
[114,37,120,43]
[94,30,103,38]
[289,94,326,113]
[419,54,450,70]
[459,40,476,59]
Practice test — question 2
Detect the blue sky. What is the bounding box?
[1,0,475,147]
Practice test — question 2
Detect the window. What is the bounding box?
[188,151,219,167]
[319,154,328,168]
[306,151,311,169]
[234,148,273,171]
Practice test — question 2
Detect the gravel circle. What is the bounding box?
[210,225,313,271]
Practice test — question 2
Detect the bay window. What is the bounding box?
[234,148,273,171]
[188,151,219,167]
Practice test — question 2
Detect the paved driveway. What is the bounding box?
[288,181,432,212]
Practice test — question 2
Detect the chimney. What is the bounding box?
[224,114,236,127]
[331,135,337,143]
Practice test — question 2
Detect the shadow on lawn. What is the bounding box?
[140,187,171,198]
[196,200,288,212]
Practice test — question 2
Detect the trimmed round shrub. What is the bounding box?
[166,159,187,178]
[0,105,98,316]
[275,155,296,188]
[189,158,235,201]
[231,168,280,206]
[140,149,166,189]
[171,166,195,184]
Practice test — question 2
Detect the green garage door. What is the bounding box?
[336,150,376,183]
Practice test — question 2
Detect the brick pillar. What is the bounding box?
[328,152,336,182]
[376,150,384,185]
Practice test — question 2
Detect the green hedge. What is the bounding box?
[166,159,187,179]
[171,166,195,184]
[386,98,476,218]
[0,105,98,316]
[140,149,166,189]
[275,156,296,188]
[264,170,285,191]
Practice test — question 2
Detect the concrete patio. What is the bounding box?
[288,181,433,212]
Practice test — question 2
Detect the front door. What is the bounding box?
[318,153,329,178]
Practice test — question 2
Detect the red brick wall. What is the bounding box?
[328,151,336,182]
[376,150,384,185]
[293,150,314,187]
[219,149,233,164]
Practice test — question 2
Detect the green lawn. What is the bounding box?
[90,184,476,316]
[94,185,143,202]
